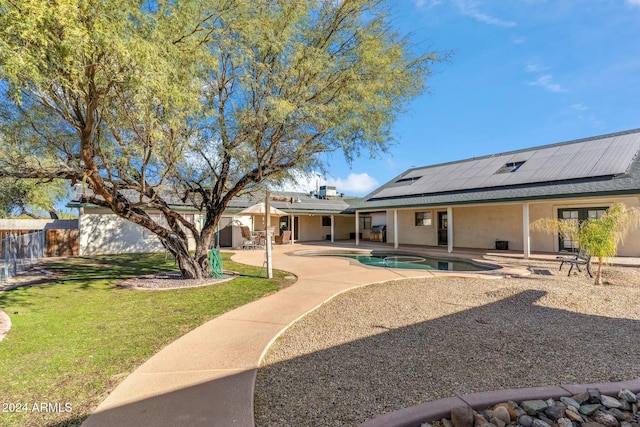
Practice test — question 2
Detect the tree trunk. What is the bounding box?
[594,258,603,285]
[162,232,206,279]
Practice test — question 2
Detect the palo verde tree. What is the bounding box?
[0,0,444,278]
[531,203,640,285]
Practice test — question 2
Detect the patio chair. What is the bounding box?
[556,246,593,277]
[274,230,291,245]
[240,226,260,250]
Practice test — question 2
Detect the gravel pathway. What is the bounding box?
[254,260,640,426]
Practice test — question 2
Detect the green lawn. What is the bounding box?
[0,252,290,427]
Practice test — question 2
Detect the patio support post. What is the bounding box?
[265,191,273,278]
[393,209,399,249]
[447,207,453,253]
[290,214,294,245]
[523,203,531,259]
[331,215,335,243]
[355,211,360,246]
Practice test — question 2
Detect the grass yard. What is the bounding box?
[0,252,289,427]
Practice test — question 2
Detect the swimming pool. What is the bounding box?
[313,251,498,272]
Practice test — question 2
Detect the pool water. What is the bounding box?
[319,251,497,272]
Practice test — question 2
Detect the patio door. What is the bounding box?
[437,211,448,246]
[557,207,607,252]
[278,216,299,240]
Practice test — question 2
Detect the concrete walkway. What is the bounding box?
[80,243,638,426]
[81,243,525,427]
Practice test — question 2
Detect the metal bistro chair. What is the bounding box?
[556,246,593,277]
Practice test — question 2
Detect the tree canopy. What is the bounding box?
[0,0,445,278]
[0,178,70,218]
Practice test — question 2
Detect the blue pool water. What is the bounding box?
[316,251,497,272]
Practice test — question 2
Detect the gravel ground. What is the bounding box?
[118,270,233,289]
[254,258,640,427]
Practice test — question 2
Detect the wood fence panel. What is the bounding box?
[46,230,79,257]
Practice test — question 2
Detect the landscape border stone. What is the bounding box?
[359,379,640,427]
[0,309,10,341]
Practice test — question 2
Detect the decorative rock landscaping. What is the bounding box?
[425,389,639,427]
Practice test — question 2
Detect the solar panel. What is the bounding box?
[368,130,640,199]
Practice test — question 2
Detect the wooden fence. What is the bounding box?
[45,229,79,257]
[0,229,79,258]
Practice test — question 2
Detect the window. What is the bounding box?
[588,209,607,219]
[322,216,331,226]
[415,211,432,226]
[359,216,372,230]
[495,161,525,174]
[558,207,608,251]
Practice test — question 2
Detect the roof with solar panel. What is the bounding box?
[354,128,640,210]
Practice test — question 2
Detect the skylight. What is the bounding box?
[495,161,525,174]
[395,176,421,184]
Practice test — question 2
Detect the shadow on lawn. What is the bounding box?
[0,254,176,308]
[42,254,176,289]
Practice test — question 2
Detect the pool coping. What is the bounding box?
[291,248,528,278]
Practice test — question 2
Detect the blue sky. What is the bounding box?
[299,0,640,196]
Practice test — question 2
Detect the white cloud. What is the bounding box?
[275,171,321,194]
[577,114,603,128]
[525,62,550,73]
[454,0,516,27]
[325,173,379,196]
[274,171,379,196]
[627,0,640,7]
[413,0,442,8]
[527,75,567,93]
[571,103,588,111]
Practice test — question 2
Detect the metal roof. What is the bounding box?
[354,128,640,210]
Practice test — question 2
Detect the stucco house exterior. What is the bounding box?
[351,128,640,257]
[70,128,640,257]
[69,187,356,255]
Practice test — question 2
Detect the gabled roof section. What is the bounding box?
[364,129,640,205]
[68,187,354,214]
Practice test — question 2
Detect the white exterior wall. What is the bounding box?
[391,195,640,256]
[295,215,352,241]
[453,204,524,250]
[528,196,640,256]
[392,209,438,246]
[230,216,253,249]
[79,209,204,255]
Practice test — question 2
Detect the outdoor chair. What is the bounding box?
[240,226,261,250]
[556,247,593,277]
[274,230,291,245]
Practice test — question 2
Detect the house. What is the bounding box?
[68,187,356,255]
[69,129,640,257]
[352,128,640,257]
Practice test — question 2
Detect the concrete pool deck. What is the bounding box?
[80,242,635,426]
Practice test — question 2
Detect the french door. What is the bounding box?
[557,207,607,251]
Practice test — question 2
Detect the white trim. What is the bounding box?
[447,207,453,253]
[523,203,530,259]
